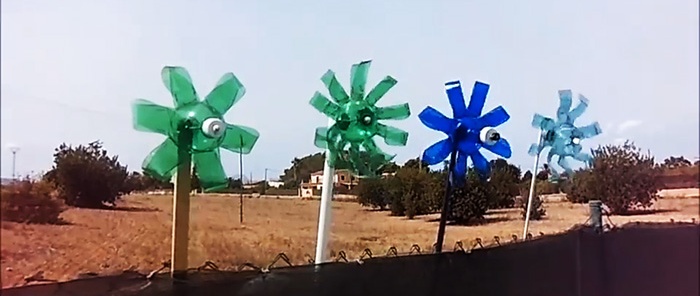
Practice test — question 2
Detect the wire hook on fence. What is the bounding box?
[386,246,398,257]
[409,244,422,255]
[453,241,465,252]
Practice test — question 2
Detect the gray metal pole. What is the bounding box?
[589,200,603,233]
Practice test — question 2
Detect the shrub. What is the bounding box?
[44,141,129,208]
[356,178,388,209]
[567,142,662,214]
[395,167,435,219]
[448,170,491,224]
[562,169,595,203]
[517,187,546,220]
[1,178,66,224]
[488,159,522,209]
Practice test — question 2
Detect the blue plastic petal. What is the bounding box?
[532,114,555,131]
[479,106,510,127]
[568,94,589,121]
[483,138,512,158]
[470,152,490,176]
[418,107,458,134]
[558,156,574,176]
[453,152,468,182]
[578,122,602,139]
[465,81,489,118]
[422,138,453,166]
[573,151,593,166]
[557,90,573,123]
[528,143,541,156]
[445,81,468,118]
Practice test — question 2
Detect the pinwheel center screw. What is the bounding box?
[571,137,581,145]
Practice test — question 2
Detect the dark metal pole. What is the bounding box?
[239,136,244,224]
[435,150,457,253]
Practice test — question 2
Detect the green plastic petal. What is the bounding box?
[377,123,409,146]
[363,139,396,163]
[314,127,329,149]
[366,76,398,106]
[321,70,350,105]
[142,139,181,181]
[350,61,371,101]
[221,124,259,154]
[377,103,411,120]
[162,66,198,108]
[193,150,228,192]
[310,92,341,119]
[348,144,371,176]
[132,99,175,135]
[204,73,246,115]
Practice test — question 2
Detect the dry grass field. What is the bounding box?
[1,191,698,288]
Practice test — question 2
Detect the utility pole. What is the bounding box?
[7,144,19,180]
[262,168,269,195]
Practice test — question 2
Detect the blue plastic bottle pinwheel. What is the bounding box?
[528,90,602,180]
[419,80,512,182]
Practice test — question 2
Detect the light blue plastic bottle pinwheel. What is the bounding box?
[528,90,602,180]
[419,80,512,182]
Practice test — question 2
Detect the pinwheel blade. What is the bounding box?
[321,70,350,105]
[363,139,395,163]
[568,94,589,121]
[366,76,398,106]
[313,127,329,149]
[453,152,468,182]
[532,113,556,130]
[418,107,458,134]
[557,90,573,122]
[143,139,180,181]
[578,122,602,139]
[350,61,371,101]
[132,99,175,135]
[193,150,229,192]
[445,81,468,118]
[484,138,512,158]
[469,152,491,176]
[377,103,410,120]
[479,106,510,127]
[377,124,409,146]
[221,124,259,154]
[310,92,341,119]
[466,81,489,118]
[204,73,246,115]
[558,156,574,176]
[422,138,453,165]
[162,66,198,108]
[573,152,594,166]
[348,145,371,176]
[528,143,541,156]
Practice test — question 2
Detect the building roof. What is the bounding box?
[310,169,352,176]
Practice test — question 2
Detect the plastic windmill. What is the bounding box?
[309,60,411,262]
[528,90,602,180]
[522,89,602,238]
[132,66,259,277]
[419,80,511,252]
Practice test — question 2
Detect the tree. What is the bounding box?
[45,141,128,208]
[561,169,594,203]
[488,159,521,208]
[403,157,429,173]
[521,170,533,183]
[662,156,692,169]
[567,141,662,214]
[448,170,492,224]
[356,177,388,209]
[536,164,550,181]
[518,186,546,220]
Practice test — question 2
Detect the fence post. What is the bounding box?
[589,200,603,233]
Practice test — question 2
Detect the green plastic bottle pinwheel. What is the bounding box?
[310,60,411,177]
[132,66,259,192]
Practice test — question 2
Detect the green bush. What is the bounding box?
[517,187,546,220]
[356,178,388,209]
[448,170,492,224]
[488,159,521,209]
[561,169,595,203]
[565,142,662,214]
[1,178,66,224]
[44,141,129,208]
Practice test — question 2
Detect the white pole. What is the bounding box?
[314,118,336,264]
[523,130,543,238]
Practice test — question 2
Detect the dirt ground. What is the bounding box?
[1,193,698,288]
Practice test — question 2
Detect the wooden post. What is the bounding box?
[171,129,192,279]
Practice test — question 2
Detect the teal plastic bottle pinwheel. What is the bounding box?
[528,90,602,180]
[132,66,259,192]
[419,80,512,182]
[310,60,411,177]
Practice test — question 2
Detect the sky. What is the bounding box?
[1,0,698,181]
